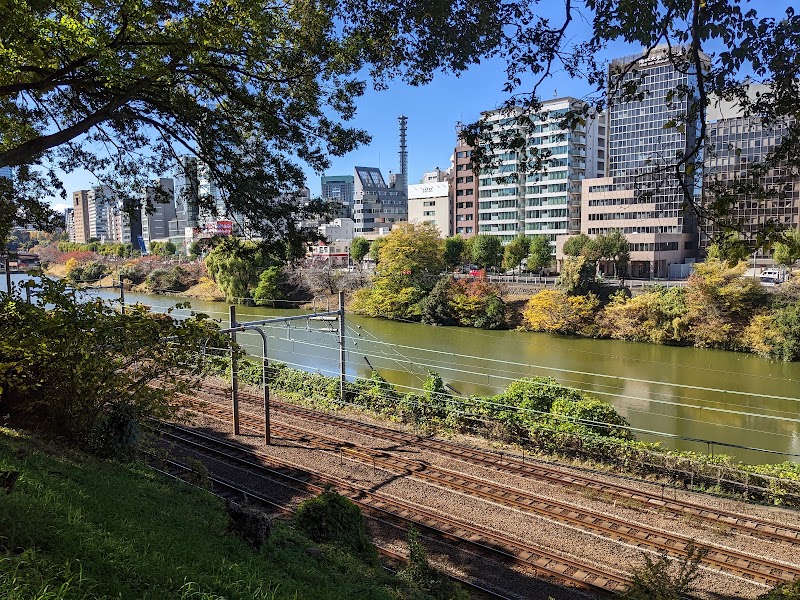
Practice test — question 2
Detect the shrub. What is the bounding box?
[550,398,631,439]
[0,277,224,454]
[622,543,706,600]
[294,489,377,565]
[503,377,583,415]
[400,526,469,599]
[523,290,599,335]
[598,286,689,344]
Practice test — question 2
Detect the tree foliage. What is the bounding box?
[0,277,222,454]
[204,237,279,302]
[443,235,466,270]
[558,255,596,295]
[374,222,444,291]
[349,237,370,264]
[471,234,503,269]
[527,235,552,274]
[502,234,530,270]
[522,290,600,336]
[684,259,766,348]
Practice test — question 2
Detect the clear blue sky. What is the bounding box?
[50,1,783,210]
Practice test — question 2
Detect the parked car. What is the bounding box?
[760,276,780,287]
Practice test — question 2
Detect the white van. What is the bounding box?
[760,268,785,286]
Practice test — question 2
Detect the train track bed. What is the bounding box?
[157,424,611,600]
[177,380,799,598]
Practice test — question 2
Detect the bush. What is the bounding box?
[523,290,599,335]
[145,266,192,293]
[550,398,631,439]
[294,489,377,565]
[622,543,706,600]
[400,526,469,600]
[0,277,224,454]
[66,259,108,283]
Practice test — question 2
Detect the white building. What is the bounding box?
[408,181,450,237]
[478,98,605,247]
[87,186,112,241]
[318,218,354,242]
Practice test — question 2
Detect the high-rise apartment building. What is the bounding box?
[352,166,407,238]
[72,190,90,243]
[321,175,354,219]
[580,46,708,277]
[87,186,112,241]
[65,208,75,242]
[477,98,604,247]
[451,141,479,238]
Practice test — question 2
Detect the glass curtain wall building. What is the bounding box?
[580,46,708,278]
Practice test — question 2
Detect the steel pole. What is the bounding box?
[119,273,125,314]
[4,256,11,294]
[229,305,240,435]
[338,291,346,404]
[253,327,270,445]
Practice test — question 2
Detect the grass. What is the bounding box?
[0,429,426,600]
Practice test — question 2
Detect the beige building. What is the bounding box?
[72,190,90,243]
[408,181,450,237]
[569,176,697,278]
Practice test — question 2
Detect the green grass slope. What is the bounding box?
[0,429,421,600]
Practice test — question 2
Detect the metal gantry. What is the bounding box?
[221,291,346,445]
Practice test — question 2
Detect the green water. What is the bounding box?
[12,274,800,465]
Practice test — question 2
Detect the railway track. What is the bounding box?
[199,380,800,547]
[151,454,510,600]
[181,395,800,588]
[158,420,630,595]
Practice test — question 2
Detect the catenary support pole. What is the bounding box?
[253,327,270,445]
[338,291,346,404]
[230,305,240,435]
[4,256,11,294]
[119,273,125,314]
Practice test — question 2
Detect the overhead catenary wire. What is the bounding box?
[212,334,800,436]
[227,325,800,409]
[227,355,800,458]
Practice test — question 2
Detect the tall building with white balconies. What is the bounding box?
[477,98,604,248]
[87,186,113,241]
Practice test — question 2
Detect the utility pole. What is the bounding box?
[338,291,346,404]
[229,305,240,435]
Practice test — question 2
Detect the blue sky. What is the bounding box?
[51,1,783,210]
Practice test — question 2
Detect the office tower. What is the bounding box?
[171,155,201,236]
[72,190,91,243]
[703,91,799,259]
[352,166,408,238]
[580,45,708,277]
[65,208,75,242]
[140,178,176,249]
[321,175,354,219]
